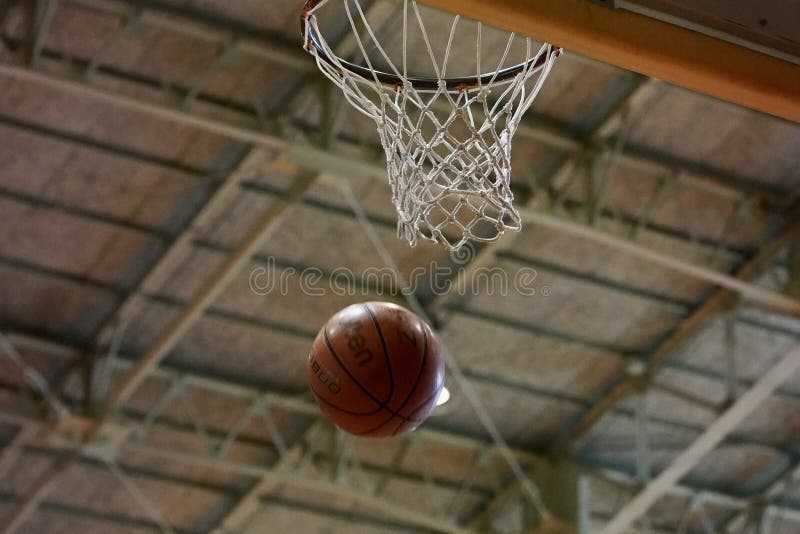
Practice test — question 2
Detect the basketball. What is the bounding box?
[307,302,446,437]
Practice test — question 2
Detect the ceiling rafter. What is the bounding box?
[0,60,763,260]
[69,0,312,72]
[5,439,471,533]
[5,242,800,428]
[559,210,800,445]
[7,330,800,527]
[721,458,800,531]
[0,160,319,532]
[0,393,494,502]
[0,0,370,530]
[436,74,678,527]
[79,148,266,373]
[600,342,800,533]
[8,251,800,442]
[467,207,800,527]
[63,0,796,205]
[0,409,477,534]
[1,0,788,205]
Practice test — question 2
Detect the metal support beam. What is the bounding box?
[6,238,800,426]
[4,439,471,533]
[0,164,754,295]
[0,111,216,180]
[519,208,800,317]
[126,441,475,534]
[68,0,311,72]
[0,333,69,421]
[0,62,285,147]
[0,40,786,207]
[210,420,325,534]
[112,0,790,204]
[0,424,37,480]
[600,342,800,534]
[6,333,800,525]
[721,451,800,531]
[0,447,82,534]
[0,39,786,259]
[101,169,316,415]
[4,2,792,438]
[430,77,658,319]
[84,149,267,373]
[208,30,379,530]
[0,170,318,532]
[26,0,56,67]
[1,409,474,534]
[466,462,582,532]
[559,210,800,444]
[0,3,796,532]
[5,315,789,455]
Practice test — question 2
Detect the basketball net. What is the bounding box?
[303,0,561,250]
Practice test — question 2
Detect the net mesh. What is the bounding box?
[304,0,560,250]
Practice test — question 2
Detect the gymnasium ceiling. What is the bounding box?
[1,0,800,532]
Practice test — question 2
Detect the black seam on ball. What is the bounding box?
[320,328,414,422]
[391,325,429,435]
[323,325,386,407]
[309,386,383,416]
[364,302,394,406]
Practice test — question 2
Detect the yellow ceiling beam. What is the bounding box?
[417,0,800,122]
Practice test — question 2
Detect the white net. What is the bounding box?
[303,0,561,250]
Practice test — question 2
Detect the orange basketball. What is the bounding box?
[307,302,445,437]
